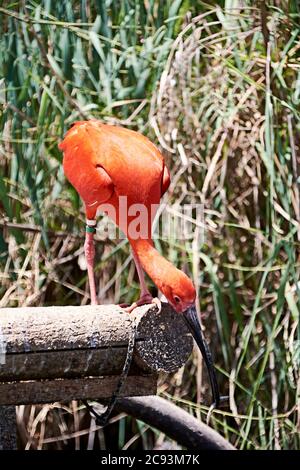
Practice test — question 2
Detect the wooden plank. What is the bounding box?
[0,347,141,381]
[0,305,132,352]
[0,375,157,406]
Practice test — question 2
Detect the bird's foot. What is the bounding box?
[122,294,162,313]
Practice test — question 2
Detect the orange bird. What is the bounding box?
[59,120,220,407]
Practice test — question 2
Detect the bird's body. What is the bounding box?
[59,119,221,408]
[60,120,170,235]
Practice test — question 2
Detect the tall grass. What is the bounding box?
[0,0,299,449]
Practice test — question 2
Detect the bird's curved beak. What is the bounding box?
[183,304,220,408]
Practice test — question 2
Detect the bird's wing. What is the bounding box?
[59,123,114,219]
[82,123,166,205]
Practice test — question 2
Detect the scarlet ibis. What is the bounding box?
[59,120,220,407]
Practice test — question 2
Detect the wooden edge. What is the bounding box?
[0,375,158,406]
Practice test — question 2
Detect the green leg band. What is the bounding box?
[86,225,96,234]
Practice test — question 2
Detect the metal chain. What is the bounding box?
[83,316,137,427]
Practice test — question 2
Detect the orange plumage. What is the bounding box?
[59,119,220,407]
[59,120,195,310]
[60,120,170,223]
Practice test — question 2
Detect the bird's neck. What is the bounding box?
[129,238,177,297]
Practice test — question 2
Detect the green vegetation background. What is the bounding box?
[0,0,299,450]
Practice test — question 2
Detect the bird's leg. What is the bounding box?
[132,250,153,302]
[123,250,161,313]
[84,221,98,305]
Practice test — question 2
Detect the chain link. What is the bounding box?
[83,316,137,426]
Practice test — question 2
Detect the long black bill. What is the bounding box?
[183,304,220,408]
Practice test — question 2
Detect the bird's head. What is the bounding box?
[162,269,196,313]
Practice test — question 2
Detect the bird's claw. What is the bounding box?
[151,297,162,313]
[122,295,161,313]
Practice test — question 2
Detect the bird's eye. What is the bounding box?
[174,295,181,304]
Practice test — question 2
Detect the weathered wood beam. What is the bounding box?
[0,303,193,405]
[0,406,16,450]
[0,376,158,406]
